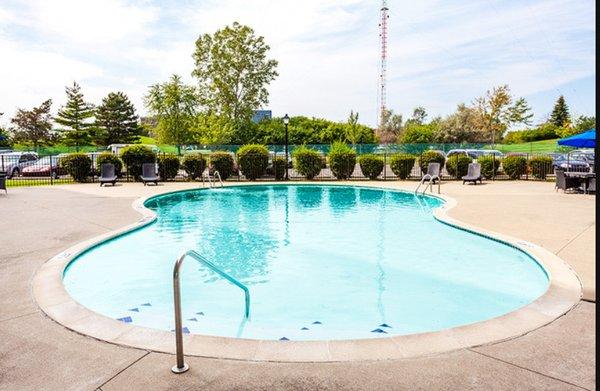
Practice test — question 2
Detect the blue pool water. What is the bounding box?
[63,185,549,340]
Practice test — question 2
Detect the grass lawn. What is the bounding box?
[6,178,74,187]
[486,139,567,154]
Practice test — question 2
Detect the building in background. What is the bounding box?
[252,110,272,123]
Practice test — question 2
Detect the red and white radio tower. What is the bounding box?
[378,0,389,128]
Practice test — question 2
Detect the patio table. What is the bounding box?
[564,171,596,194]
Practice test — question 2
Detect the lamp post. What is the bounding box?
[283,114,290,180]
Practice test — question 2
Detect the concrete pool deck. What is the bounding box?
[0,180,595,390]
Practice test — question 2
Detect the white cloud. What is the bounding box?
[0,0,595,127]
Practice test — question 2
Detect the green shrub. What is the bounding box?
[60,153,92,182]
[210,151,235,180]
[120,145,156,180]
[269,156,286,180]
[418,150,445,174]
[389,153,416,179]
[502,155,528,179]
[529,155,553,179]
[358,154,384,180]
[328,142,356,180]
[182,153,207,180]
[237,144,269,180]
[97,152,123,176]
[157,154,180,180]
[478,155,501,179]
[293,146,323,179]
[446,154,472,177]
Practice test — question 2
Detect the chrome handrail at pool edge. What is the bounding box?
[171,249,250,374]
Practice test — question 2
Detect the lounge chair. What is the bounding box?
[587,177,595,193]
[555,169,580,193]
[0,171,6,194]
[462,163,482,185]
[141,163,159,186]
[99,163,117,187]
[415,162,441,193]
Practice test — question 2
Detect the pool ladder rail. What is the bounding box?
[201,170,223,188]
[415,175,440,195]
[171,249,250,374]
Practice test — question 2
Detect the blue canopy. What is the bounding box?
[558,129,596,148]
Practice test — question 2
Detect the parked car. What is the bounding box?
[446,149,477,158]
[21,156,66,178]
[569,149,595,167]
[0,151,39,178]
[551,154,590,172]
[479,150,505,158]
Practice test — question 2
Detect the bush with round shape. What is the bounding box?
[502,155,528,179]
[182,153,207,180]
[293,146,323,179]
[120,145,156,180]
[60,153,92,182]
[158,154,180,180]
[328,142,356,180]
[446,154,472,178]
[418,150,445,175]
[529,155,553,179]
[210,151,235,180]
[389,153,416,179]
[97,152,123,176]
[478,155,501,179]
[270,156,287,180]
[358,154,384,180]
[237,144,269,181]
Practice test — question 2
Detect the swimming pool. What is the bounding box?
[63,185,549,341]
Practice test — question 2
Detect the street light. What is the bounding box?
[283,114,290,180]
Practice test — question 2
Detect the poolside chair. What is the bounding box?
[462,163,482,185]
[554,169,580,193]
[587,177,595,193]
[141,163,159,186]
[99,163,117,187]
[0,171,6,194]
[415,163,441,194]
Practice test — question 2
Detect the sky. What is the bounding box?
[0,0,595,128]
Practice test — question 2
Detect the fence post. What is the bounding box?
[50,155,54,185]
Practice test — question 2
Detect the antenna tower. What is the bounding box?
[378,0,389,128]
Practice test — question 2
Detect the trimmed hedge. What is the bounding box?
[97,152,123,176]
[358,154,384,180]
[60,153,92,182]
[502,155,528,179]
[328,142,356,180]
[120,145,156,180]
[293,146,323,179]
[418,150,445,174]
[272,156,287,180]
[210,151,235,180]
[237,144,269,180]
[529,155,553,179]
[182,153,207,180]
[158,154,180,180]
[390,153,416,179]
[446,154,472,178]
[478,155,501,179]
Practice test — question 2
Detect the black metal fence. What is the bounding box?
[1,148,594,187]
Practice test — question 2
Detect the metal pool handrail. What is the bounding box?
[171,249,250,374]
[201,170,223,188]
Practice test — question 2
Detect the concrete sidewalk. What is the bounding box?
[0,181,595,390]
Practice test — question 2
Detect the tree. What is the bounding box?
[573,115,595,133]
[144,75,199,154]
[346,110,360,145]
[408,106,427,125]
[95,92,141,145]
[549,95,570,127]
[192,22,278,124]
[0,113,10,147]
[9,100,55,149]
[473,85,533,144]
[55,82,96,148]
[400,122,439,143]
[437,104,485,143]
[377,109,403,143]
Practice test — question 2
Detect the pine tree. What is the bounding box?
[55,82,95,148]
[549,95,570,127]
[95,92,140,145]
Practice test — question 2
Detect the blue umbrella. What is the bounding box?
[557,129,596,148]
